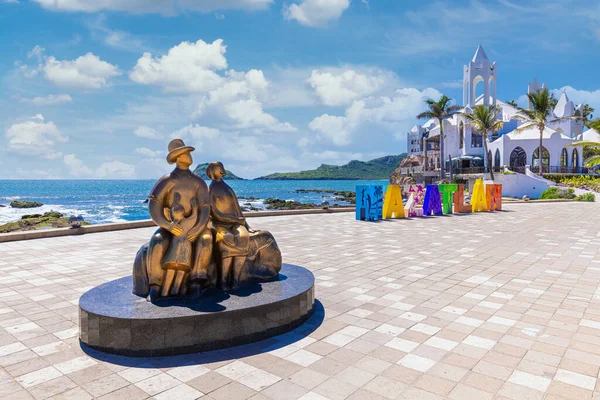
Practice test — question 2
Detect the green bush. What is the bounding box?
[574,192,596,202]
[539,187,576,200]
[543,174,600,192]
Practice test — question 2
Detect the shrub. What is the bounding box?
[543,174,600,192]
[574,192,596,202]
[539,187,576,200]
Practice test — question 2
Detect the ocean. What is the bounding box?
[0,180,389,225]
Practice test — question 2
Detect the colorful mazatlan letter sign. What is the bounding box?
[382,185,405,219]
[403,184,425,217]
[356,185,384,221]
[423,185,443,216]
[471,178,489,212]
[438,184,458,214]
[356,182,502,222]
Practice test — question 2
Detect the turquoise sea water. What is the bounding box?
[0,180,389,224]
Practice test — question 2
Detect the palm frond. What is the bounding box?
[587,120,600,131]
[567,141,600,148]
[584,155,600,167]
[512,122,535,132]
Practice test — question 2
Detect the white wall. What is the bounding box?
[491,171,554,198]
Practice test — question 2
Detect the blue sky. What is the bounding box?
[0,0,598,179]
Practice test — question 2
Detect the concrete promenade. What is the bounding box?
[1,202,600,399]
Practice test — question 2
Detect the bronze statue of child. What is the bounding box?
[206,162,250,291]
[161,193,198,297]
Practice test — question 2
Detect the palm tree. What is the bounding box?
[460,105,504,180]
[417,95,461,179]
[570,119,600,167]
[582,104,595,127]
[515,88,579,176]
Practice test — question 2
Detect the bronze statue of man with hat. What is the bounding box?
[138,139,215,301]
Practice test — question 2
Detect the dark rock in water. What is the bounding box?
[264,198,317,210]
[295,189,356,204]
[1,211,86,233]
[21,214,43,220]
[0,205,5,208]
[10,200,43,209]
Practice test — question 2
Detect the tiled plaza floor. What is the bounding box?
[2,202,600,399]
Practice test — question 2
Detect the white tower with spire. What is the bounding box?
[463,44,497,107]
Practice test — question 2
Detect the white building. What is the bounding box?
[407,44,591,174]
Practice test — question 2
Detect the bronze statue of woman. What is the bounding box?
[206,162,250,291]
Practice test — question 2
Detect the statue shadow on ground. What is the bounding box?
[80,300,325,368]
[148,274,288,313]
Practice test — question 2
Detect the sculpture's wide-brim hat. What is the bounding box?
[167,139,195,164]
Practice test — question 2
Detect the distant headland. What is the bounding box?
[193,163,244,180]
[255,154,407,180]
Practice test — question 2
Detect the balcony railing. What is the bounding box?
[452,167,503,175]
[510,166,593,175]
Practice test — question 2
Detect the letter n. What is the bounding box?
[486,184,502,211]
[383,185,405,219]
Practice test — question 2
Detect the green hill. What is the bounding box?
[257,154,407,180]
[193,163,244,180]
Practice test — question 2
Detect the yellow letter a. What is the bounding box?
[383,185,405,219]
[471,178,489,212]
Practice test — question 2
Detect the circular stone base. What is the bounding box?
[79,264,314,357]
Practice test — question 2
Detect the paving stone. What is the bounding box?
[1,204,600,399]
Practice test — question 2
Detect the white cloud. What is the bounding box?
[87,15,147,52]
[553,86,600,111]
[33,0,273,14]
[171,124,299,175]
[19,94,72,106]
[309,87,442,146]
[309,113,351,146]
[130,39,227,93]
[135,147,162,157]
[63,154,92,177]
[22,47,121,90]
[284,0,350,27]
[133,125,163,139]
[172,124,221,141]
[307,68,391,106]
[96,160,136,178]
[28,45,45,61]
[130,39,295,133]
[5,114,68,158]
[224,98,296,132]
[43,53,121,90]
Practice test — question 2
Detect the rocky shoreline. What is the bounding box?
[0,212,89,234]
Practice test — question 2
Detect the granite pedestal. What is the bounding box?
[79,264,314,357]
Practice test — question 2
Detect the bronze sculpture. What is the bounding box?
[133,139,282,302]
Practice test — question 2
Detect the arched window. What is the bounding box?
[494,149,500,167]
[509,147,526,170]
[572,148,579,168]
[560,148,568,169]
[471,131,483,148]
[459,122,464,149]
[532,146,550,173]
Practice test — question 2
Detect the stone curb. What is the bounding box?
[0,208,355,243]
